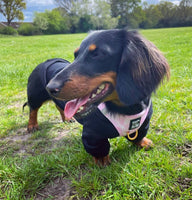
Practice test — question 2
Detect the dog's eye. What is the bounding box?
[90,49,99,58]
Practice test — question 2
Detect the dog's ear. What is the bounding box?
[116,31,170,105]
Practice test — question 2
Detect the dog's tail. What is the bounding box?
[23,102,28,112]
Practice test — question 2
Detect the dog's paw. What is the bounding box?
[135,137,153,150]
[27,124,39,133]
[93,155,111,167]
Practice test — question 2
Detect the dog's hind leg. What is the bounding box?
[27,107,40,133]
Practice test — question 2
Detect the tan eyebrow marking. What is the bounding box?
[89,44,97,51]
[74,47,79,53]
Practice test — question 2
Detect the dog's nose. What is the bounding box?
[46,82,61,96]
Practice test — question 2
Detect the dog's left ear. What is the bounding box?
[116,30,170,105]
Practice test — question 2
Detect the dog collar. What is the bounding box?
[98,100,151,138]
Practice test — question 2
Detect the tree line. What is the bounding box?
[0,0,192,35]
[34,0,192,34]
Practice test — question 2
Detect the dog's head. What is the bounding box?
[47,29,170,119]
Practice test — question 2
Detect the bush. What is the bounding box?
[0,26,18,35]
[18,23,37,36]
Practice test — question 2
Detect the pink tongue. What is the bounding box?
[64,95,90,120]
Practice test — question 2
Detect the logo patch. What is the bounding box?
[129,117,141,130]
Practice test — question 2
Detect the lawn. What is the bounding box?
[0,27,191,199]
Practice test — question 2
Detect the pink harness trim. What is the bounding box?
[98,101,151,137]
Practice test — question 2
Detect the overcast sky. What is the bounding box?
[0,0,181,22]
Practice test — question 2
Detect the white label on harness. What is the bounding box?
[129,118,141,130]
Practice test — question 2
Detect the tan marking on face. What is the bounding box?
[89,44,97,51]
[56,71,117,101]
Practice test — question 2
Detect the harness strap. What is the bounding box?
[98,100,151,139]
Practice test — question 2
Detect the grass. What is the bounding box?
[0,27,192,199]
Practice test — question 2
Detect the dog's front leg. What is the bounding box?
[82,131,111,167]
[135,137,153,150]
[93,155,111,167]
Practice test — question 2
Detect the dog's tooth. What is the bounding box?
[92,94,96,98]
[99,84,105,90]
[97,89,101,94]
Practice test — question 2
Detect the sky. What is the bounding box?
[0,0,181,22]
[23,0,57,22]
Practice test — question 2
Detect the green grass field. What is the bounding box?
[0,27,192,199]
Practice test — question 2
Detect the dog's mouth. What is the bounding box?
[64,83,114,119]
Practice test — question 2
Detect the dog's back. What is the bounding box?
[27,58,70,110]
[24,58,70,132]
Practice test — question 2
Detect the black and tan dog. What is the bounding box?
[26,29,170,166]
[46,29,170,166]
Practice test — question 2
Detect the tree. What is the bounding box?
[180,0,192,8]
[0,0,26,25]
[140,4,161,28]
[77,15,93,32]
[177,0,192,26]
[90,0,119,29]
[33,12,49,33]
[110,0,142,28]
[54,0,92,16]
[55,0,119,31]
[55,0,76,15]
[156,1,177,27]
[33,9,71,34]
[55,0,93,32]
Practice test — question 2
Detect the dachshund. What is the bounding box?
[23,58,71,132]
[48,29,170,166]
